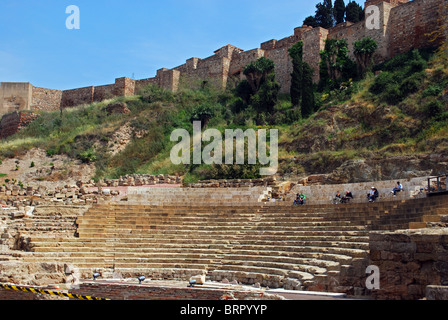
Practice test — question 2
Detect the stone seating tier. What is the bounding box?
[5,186,448,293]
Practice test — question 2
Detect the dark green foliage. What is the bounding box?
[190,104,216,127]
[289,41,317,118]
[315,0,335,29]
[139,84,174,103]
[369,72,396,95]
[235,57,281,118]
[399,72,424,96]
[422,84,444,98]
[370,50,429,105]
[251,73,280,115]
[303,15,319,27]
[319,39,357,89]
[382,84,403,105]
[234,80,252,105]
[334,0,346,24]
[353,37,378,75]
[289,41,304,107]
[301,63,316,117]
[79,149,98,164]
[345,0,364,23]
[243,57,275,93]
[424,99,444,119]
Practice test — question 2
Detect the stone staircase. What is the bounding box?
[23,203,371,292]
[4,187,448,294]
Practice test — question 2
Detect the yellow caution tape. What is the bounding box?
[1,283,110,300]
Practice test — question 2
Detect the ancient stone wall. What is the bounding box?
[369,228,448,300]
[70,281,281,300]
[30,86,62,112]
[388,0,445,57]
[61,86,95,108]
[134,77,158,94]
[93,84,115,102]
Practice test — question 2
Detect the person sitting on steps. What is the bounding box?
[367,187,379,202]
[392,181,403,196]
[333,191,342,204]
[293,193,301,205]
[341,191,353,203]
[299,194,306,205]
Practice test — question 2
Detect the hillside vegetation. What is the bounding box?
[0,45,447,184]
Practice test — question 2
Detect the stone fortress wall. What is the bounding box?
[0,0,445,118]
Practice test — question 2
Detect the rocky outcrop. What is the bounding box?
[104,102,130,115]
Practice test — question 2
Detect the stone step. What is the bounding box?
[22,256,115,265]
[105,267,206,279]
[210,265,316,281]
[111,262,212,270]
[227,247,365,261]
[220,254,341,271]
[72,234,369,245]
[75,224,365,234]
[422,215,442,223]
[208,269,313,288]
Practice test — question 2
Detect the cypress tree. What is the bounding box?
[301,63,316,118]
[315,0,335,29]
[334,0,346,24]
[289,41,304,107]
[346,0,364,23]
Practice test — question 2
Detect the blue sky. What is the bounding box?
[0,0,364,91]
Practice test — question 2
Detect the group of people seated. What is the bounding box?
[293,181,406,206]
[293,193,307,205]
[367,182,404,202]
[333,191,354,204]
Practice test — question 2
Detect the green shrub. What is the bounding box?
[424,99,444,118]
[139,84,174,103]
[399,73,423,96]
[382,84,403,105]
[422,84,443,98]
[370,72,397,95]
[78,150,97,163]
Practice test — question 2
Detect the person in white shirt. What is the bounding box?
[392,182,403,196]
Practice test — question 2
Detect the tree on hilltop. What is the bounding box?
[302,0,364,28]
[315,0,335,29]
[334,0,346,24]
[345,0,364,23]
[303,15,319,27]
